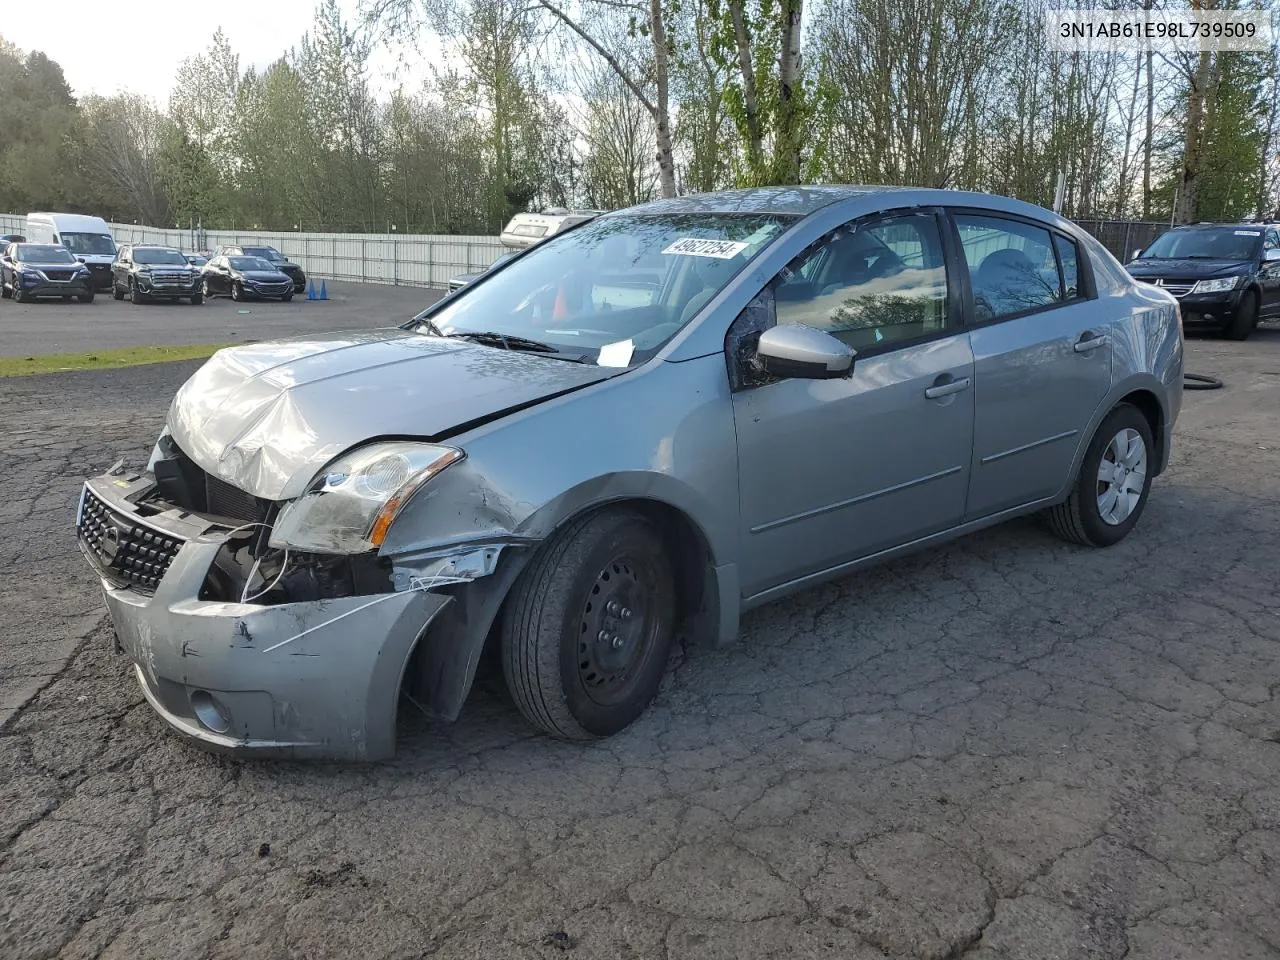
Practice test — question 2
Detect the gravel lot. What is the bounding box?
[2,322,1279,960]
[0,281,440,357]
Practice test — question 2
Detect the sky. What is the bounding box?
[3,0,430,105]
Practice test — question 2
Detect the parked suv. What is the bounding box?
[214,245,306,293]
[1126,223,1280,340]
[112,245,204,304]
[1,242,95,302]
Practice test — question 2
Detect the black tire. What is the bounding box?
[78,292,94,303]
[12,282,24,303]
[112,282,124,301]
[201,279,213,299]
[1047,403,1155,548]
[231,282,244,301]
[281,292,293,302]
[62,295,72,302]
[190,292,204,305]
[501,509,677,740]
[1223,290,1259,341]
[129,280,149,305]
[1,276,10,299]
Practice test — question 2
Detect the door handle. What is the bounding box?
[1074,331,1110,353]
[924,376,971,399]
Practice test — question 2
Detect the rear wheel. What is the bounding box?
[501,509,677,739]
[1047,403,1154,547]
[1223,290,1259,341]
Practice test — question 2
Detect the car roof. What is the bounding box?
[607,185,1083,226]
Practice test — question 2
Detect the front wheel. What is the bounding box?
[78,292,94,303]
[1047,403,1154,547]
[129,280,149,305]
[190,292,204,305]
[501,509,677,740]
[281,292,293,302]
[112,282,124,300]
[201,279,212,299]
[231,282,244,301]
[1223,290,1258,341]
[12,283,24,303]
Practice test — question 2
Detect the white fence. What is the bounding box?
[0,214,508,289]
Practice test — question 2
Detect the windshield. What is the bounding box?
[134,248,188,265]
[60,232,116,256]
[241,246,285,262]
[1143,227,1262,261]
[17,244,75,263]
[230,256,277,272]
[421,213,796,363]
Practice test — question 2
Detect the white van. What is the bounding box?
[498,208,603,250]
[25,212,117,290]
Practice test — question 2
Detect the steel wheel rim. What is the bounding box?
[1096,428,1147,526]
[577,555,659,707]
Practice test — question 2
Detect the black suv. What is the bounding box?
[112,245,203,304]
[214,245,306,293]
[1,242,95,302]
[1126,224,1280,340]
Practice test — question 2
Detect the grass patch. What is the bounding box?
[0,343,235,377]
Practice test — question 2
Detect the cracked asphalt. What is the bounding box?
[2,324,1280,960]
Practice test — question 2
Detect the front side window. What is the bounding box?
[955,214,1062,320]
[420,213,796,364]
[59,232,116,256]
[773,212,949,351]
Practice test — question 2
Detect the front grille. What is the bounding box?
[205,475,267,522]
[1149,279,1195,297]
[44,269,75,282]
[78,488,184,593]
[252,282,292,294]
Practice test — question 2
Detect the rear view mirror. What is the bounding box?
[755,324,855,380]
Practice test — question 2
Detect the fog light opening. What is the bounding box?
[190,690,232,733]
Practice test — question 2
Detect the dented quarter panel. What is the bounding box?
[379,352,740,567]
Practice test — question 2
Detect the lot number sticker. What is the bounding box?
[662,237,750,259]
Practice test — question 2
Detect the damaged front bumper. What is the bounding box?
[76,474,455,760]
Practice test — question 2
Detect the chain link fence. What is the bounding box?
[1,212,1173,286]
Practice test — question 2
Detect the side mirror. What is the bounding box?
[1130,248,1143,261]
[755,324,855,380]
[1264,248,1280,263]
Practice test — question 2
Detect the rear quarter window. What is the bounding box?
[1078,232,1131,295]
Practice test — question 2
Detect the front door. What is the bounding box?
[950,212,1114,520]
[731,209,976,598]
[1261,229,1280,318]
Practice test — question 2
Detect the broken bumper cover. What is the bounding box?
[79,479,452,760]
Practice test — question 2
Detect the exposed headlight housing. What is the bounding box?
[1190,276,1240,295]
[269,442,464,554]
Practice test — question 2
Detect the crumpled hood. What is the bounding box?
[168,328,620,501]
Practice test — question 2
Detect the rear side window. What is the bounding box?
[1054,234,1080,299]
[954,214,1062,321]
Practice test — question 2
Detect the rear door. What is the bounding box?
[949,211,1114,520]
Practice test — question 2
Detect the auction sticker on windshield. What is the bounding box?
[662,238,750,259]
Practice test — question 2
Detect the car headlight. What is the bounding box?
[269,442,464,554]
[1190,276,1240,294]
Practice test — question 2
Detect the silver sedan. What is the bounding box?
[75,186,1183,759]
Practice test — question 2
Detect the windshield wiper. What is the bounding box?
[447,331,558,352]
